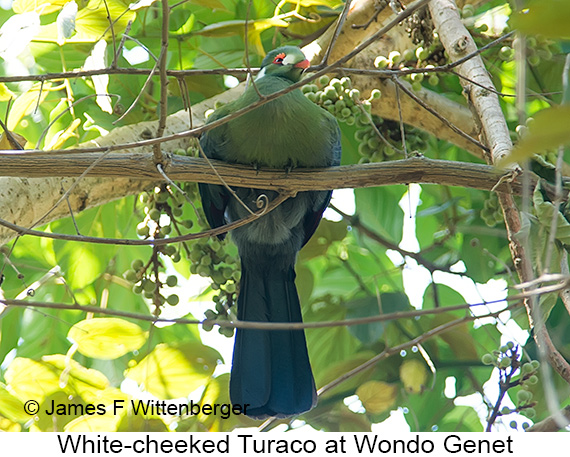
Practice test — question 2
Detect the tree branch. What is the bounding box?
[429,0,570,386]
[0,155,532,193]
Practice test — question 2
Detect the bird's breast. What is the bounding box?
[224,92,332,169]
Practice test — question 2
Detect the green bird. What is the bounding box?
[199,46,341,419]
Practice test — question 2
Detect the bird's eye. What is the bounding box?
[273,53,286,65]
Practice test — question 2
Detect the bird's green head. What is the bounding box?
[257,46,310,83]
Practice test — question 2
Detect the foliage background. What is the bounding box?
[0,0,569,432]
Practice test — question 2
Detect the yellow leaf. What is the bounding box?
[34,0,135,43]
[0,386,30,422]
[45,118,80,149]
[7,82,51,131]
[42,354,110,396]
[399,359,428,394]
[4,357,61,402]
[0,131,27,149]
[356,381,398,414]
[68,318,148,360]
[0,83,15,101]
[125,343,220,399]
[195,18,288,38]
[0,417,21,432]
[64,413,121,432]
[13,0,69,15]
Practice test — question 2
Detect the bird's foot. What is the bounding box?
[284,160,296,175]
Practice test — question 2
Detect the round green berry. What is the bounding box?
[415,47,429,61]
[482,353,495,365]
[374,56,389,69]
[428,74,439,86]
[403,49,415,61]
[166,294,179,306]
[499,357,511,368]
[137,225,150,237]
[124,269,138,282]
[389,51,401,64]
[149,208,161,221]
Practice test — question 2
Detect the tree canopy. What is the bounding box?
[0,0,570,433]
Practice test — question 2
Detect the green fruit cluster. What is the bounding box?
[302,75,373,127]
[124,256,180,308]
[519,36,558,67]
[173,145,200,157]
[355,115,396,163]
[481,192,503,227]
[189,234,240,337]
[481,342,540,420]
[355,117,429,164]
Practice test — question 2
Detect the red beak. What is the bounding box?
[294,59,310,69]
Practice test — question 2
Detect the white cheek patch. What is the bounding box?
[282,53,298,65]
[255,67,266,81]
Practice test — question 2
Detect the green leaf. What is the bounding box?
[306,304,360,379]
[124,342,221,399]
[62,244,104,289]
[300,219,347,261]
[68,318,148,360]
[187,0,228,11]
[316,351,377,398]
[354,186,406,242]
[499,105,570,166]
[431,313,479,360]
[509,0,570,39]
[172,13,195,35]
[279,0,343,8]
[439,405,483,432]
[345,293,411,344]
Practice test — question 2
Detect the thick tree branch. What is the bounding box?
[0,155,530,193]
[429,0,570,386]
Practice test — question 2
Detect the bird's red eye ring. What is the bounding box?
[273,52,286,64]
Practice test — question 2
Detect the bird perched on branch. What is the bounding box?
[198,46,341,419]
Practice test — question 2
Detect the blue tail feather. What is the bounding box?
[230,263,317,419]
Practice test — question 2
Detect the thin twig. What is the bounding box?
[319,0,353,66]
[0,192,293,246]
[392,77,489,153]
[152,0,171,164]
